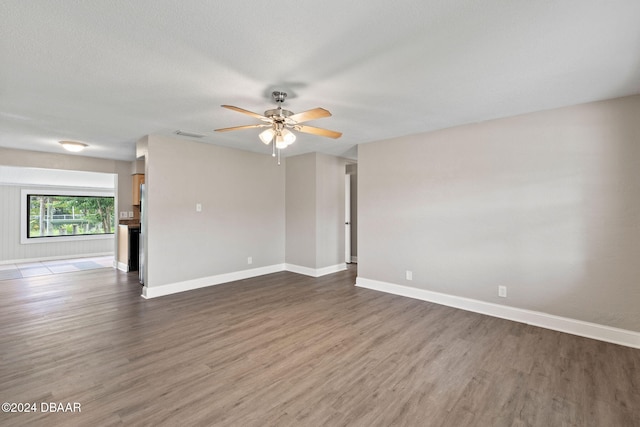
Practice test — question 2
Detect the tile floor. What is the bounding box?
[0,256,113,280]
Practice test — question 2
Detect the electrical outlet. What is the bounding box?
[406,270,413,281]
[498,286,507,298]
[248,256,252,265]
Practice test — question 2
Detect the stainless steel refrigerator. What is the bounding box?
[139,183,145,285]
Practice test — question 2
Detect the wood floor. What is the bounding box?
[1,266,638,426]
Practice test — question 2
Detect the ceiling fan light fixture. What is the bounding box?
[259,128,275,144]
[281,128,296,145]
[59,140,88,152]
[275,134,288,149]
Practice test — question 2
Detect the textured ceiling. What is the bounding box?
[1,1,639,161]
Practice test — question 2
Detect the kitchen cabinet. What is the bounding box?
[132,174,145,206]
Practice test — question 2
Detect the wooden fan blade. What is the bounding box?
[295,125,342,139]
[288,107,331,124]
[215,124,269,132]
[221,105,268,120]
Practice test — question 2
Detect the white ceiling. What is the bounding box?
[1,1,639,162]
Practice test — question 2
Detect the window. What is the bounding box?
[26,194,115,239]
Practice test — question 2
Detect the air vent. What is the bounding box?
[175,130,205,138]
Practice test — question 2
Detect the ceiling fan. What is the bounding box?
[215,91,341,163]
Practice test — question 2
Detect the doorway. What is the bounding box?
[345,164,357,264]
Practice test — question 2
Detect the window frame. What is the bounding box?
[20,189,115,244]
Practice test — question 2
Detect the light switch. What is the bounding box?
[196,203,202,212]
[128,212,134,218]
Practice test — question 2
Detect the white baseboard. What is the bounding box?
[142,264,286,299]
[285,263,347,278]
[355,277,640,349]
[0,252,114,266]
[141,262,350,299]
[116,261,129,272]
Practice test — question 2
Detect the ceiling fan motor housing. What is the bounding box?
[264,108,293,120]
[272,91,287,103]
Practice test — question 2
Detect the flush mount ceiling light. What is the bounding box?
[215,91,341,164]
[59,140,88,152]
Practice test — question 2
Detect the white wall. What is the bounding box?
[143,135,285,290]
[358,95,640,332]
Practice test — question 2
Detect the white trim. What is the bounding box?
[285,263,347,278]
[316,263,347,276]
[142,264,286,299]
[350,256,358,263]
[21,233,114,245]
[355,277,640,349]
[117,261,129,272]
[284,264,317,277]
[141,262,351,299]
[0,252,114,266]
[0,166,115,188]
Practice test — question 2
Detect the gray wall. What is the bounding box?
[358,95,640,332]
[0,147,133,263]
[145,135,285,287]
[0,185,114,262]
[285,153,347,270]
[285,153,317,267]
[0,147,133,214]
[316,153,346,268]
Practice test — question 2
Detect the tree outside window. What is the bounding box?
[27,194,115,238]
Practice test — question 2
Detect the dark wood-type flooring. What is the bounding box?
[1,266,638,426]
